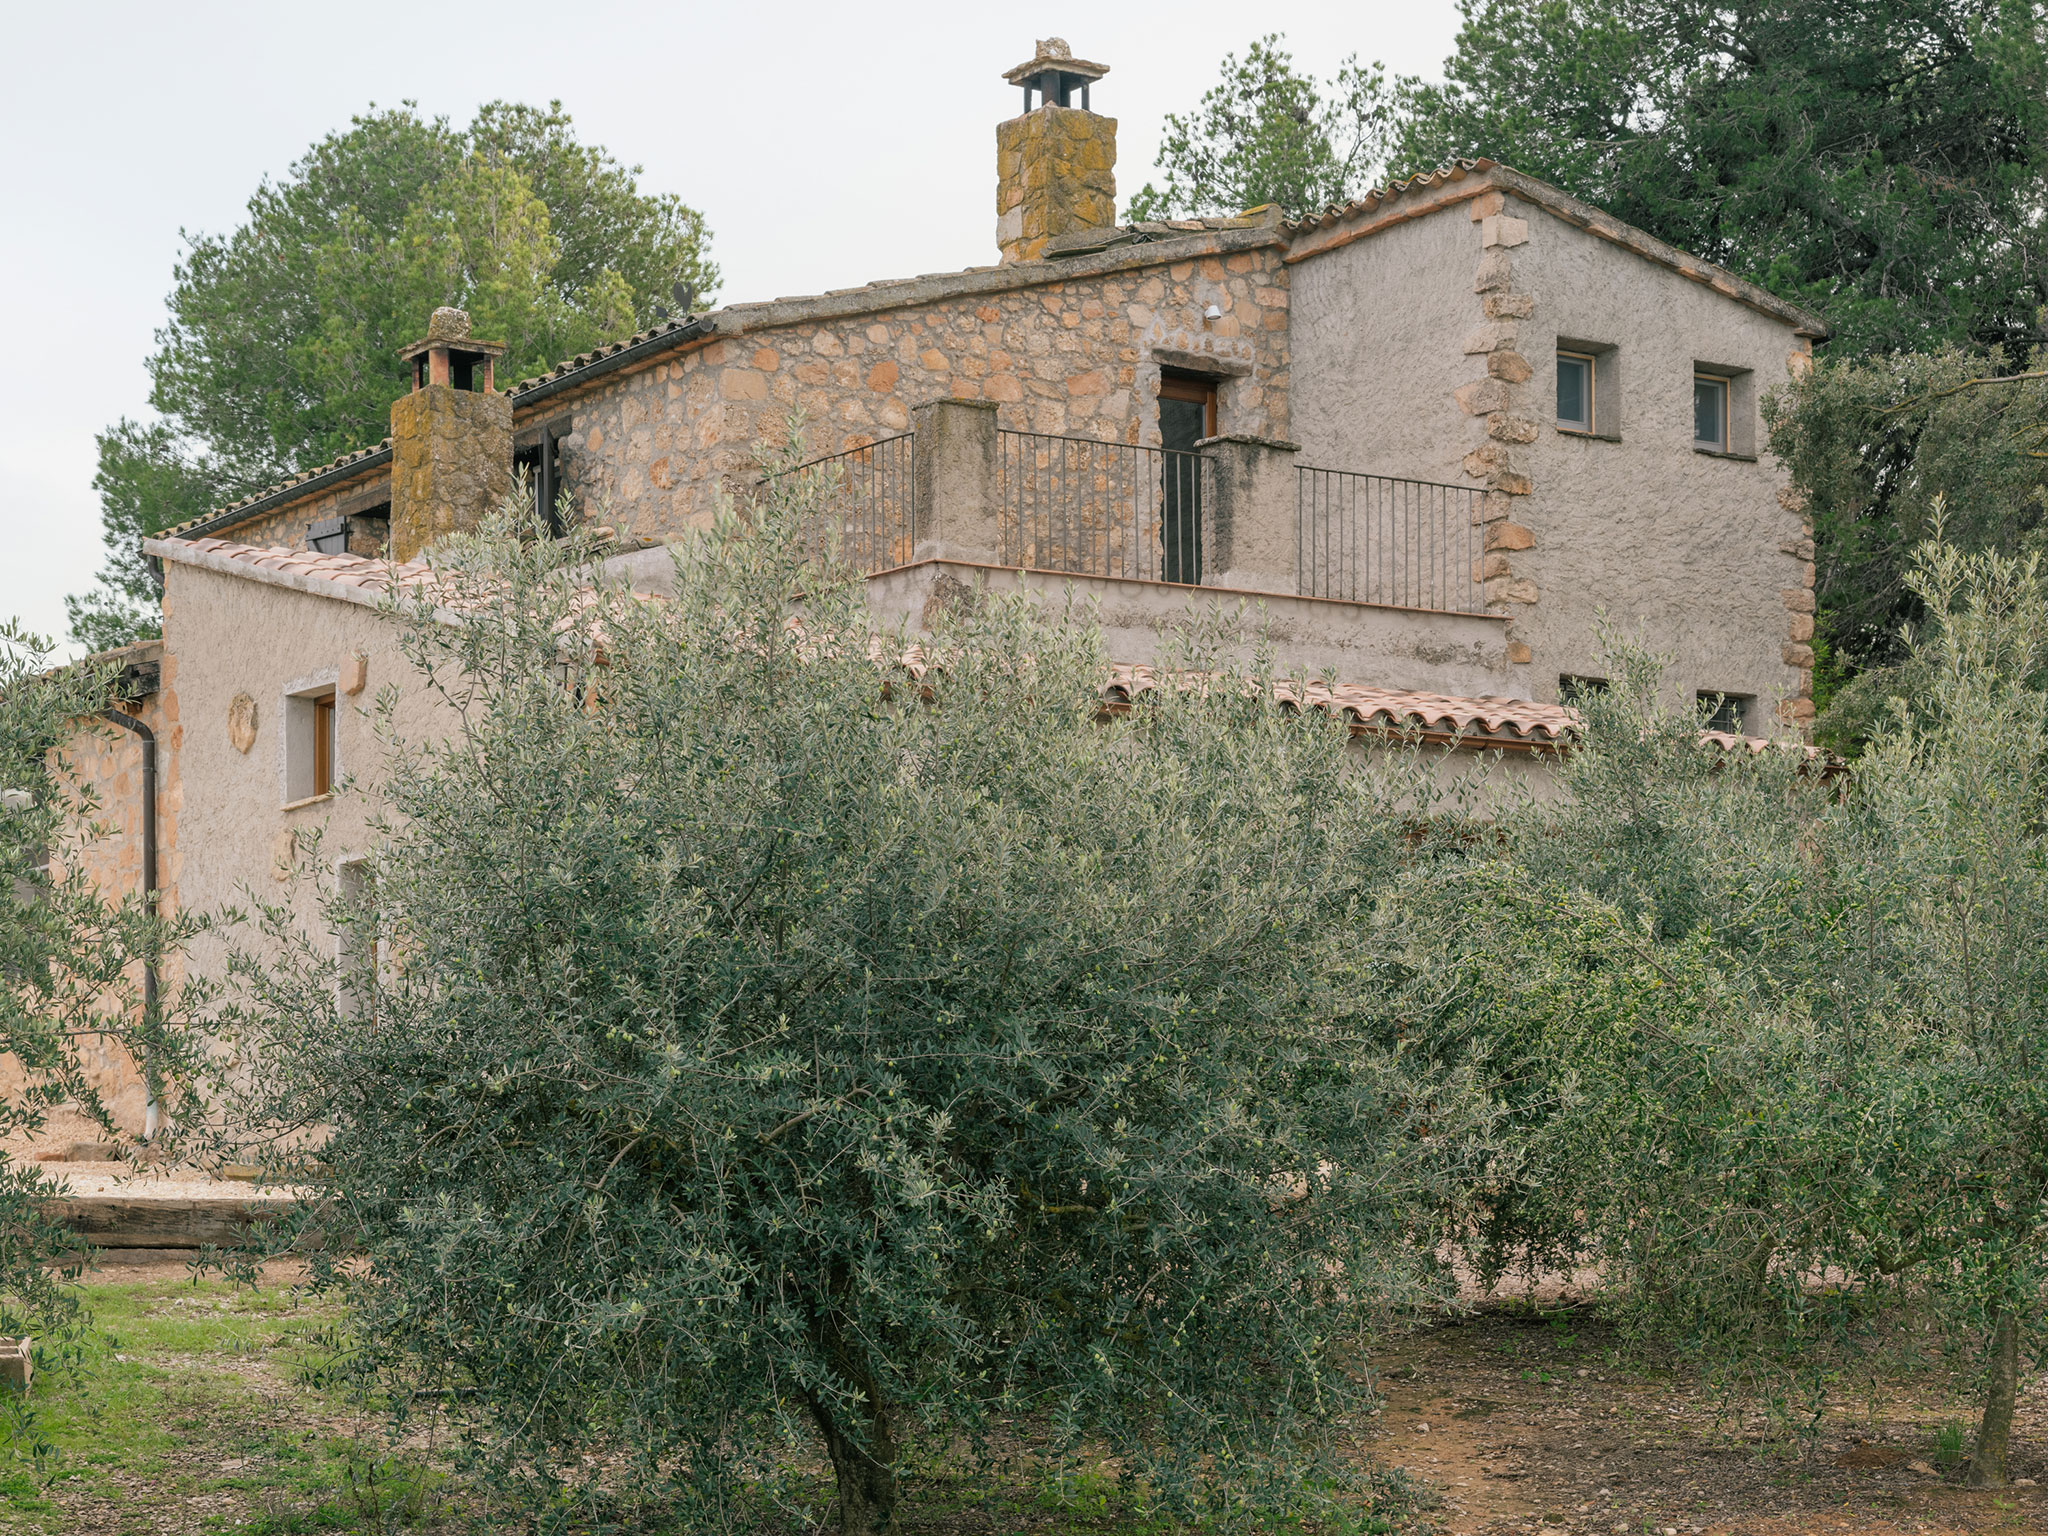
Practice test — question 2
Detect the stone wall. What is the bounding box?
[391,386,514,560]
[546,239,1293,544]
[997,105,1117,263]
[213,460,392,556]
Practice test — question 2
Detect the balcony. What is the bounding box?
[762,402,1509,695]
[771,408,1484,613]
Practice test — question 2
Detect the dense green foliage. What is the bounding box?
[1150,9,2048,356]
[1126,36,1396,222]
[69,102,717,653]
[0,627,206,1460]
[1766,351,2048,744]
[1402,545,2048,1486]
[224,472,1500,1532]
[1401,0,2048,358]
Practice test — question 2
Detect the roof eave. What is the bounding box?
[1284,160,1830,341]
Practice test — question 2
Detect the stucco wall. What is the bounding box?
[160,563,449,1020]
[1501,199,1811,722]
[1289,193,1813,726]
[1289,207,1483,486]
[862,560,1515,698]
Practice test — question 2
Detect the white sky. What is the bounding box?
[0,0,1466,656]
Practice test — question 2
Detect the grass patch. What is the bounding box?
[0,1271,405,1535]
[0,1273,1440,1535]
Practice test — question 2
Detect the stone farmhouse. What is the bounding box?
[57,39,1824,1134]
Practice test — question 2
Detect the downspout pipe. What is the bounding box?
[97,708,159,1142]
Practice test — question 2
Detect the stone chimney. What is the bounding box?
[389,307,513,561]
[997,39,1116,263]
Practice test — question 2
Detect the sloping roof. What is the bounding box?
[1103,663,1578,747]
[1283,158,1830,339]
[159,438,393,544]
[145,536,443,612]
[145,535,1585,750]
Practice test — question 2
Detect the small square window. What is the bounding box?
[1694,375,1729,450]
[1559,674,1609,705]
[1699,691,1752,734]
[1557,352,1595,432]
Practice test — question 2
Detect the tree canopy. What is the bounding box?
[1126,36,1397,222]
[1144,9,2048,356]
[220,466,1500,1533]
[67,101,717,654]
[1397,0,2048,358]
[1399,543,2048,1487]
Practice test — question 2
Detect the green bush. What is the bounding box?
[227,467,1499,1533]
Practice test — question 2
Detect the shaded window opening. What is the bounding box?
[1157,371,1217,585]
[1699,691,1753,734]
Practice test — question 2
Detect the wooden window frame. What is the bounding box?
[1158,371,1219,439]
[311,691,337,798]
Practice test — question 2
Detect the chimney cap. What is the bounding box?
[398,306,508,363]
[1003,37,1109,87]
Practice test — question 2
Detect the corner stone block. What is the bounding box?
[1199,435,1301,593]
[1468,190,1505,220]
[1487,351,1534,384]
[1484,522,1535,552]
[1484,293,1537,321]
[1472,250,1515,293]
[1480,215,1529,248]
[1783,643,1816,668]
[1455,379,1511,416]
[1488,414,1540,445]
[1463,323,1519,355]
[911,399,1002,564]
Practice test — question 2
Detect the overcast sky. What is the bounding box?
[0,1,1466,656]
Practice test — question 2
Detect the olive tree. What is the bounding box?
[225,476,1498,1532]
[1411,548,2048,1485]
[0,625,206,1455]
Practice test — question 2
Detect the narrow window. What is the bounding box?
[1694,374,1729,451]
[312,692,336,796]
[1699,691,1752,734]
[1556,351,1595,432]
[1157,371,1218,585]
[1559,674,1609,705]
[286,687,339,802]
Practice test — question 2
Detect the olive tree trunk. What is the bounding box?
[805,1388,900,1536]
[1966,1308,2019,1488]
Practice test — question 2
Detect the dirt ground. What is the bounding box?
[1365,1308,2047,1536]
[14,1257,2048,1535]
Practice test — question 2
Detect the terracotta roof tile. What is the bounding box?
[1285,158,1493,235]
[1103,663,1577,745]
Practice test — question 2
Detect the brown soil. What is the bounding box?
[1367,1310,2048,1536]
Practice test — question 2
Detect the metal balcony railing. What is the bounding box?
[1296,467,1484,613]
[997,430,1211,584]
[763,433,917,574]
